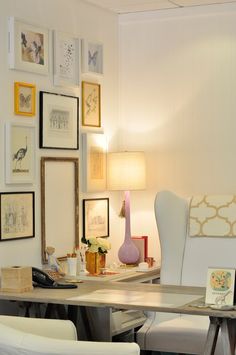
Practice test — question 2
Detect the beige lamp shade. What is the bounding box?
[107,151,146,191]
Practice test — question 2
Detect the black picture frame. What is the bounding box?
[39,91,79,150]
[0,192,35,241]
[83,198,109,239]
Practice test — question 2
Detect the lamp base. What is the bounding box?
[118,239,140,265]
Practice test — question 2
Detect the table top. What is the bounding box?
[1,281,236,318]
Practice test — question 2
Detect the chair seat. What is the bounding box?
[137,314,223,355]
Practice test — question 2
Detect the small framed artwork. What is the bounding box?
[82,81,101,128]
[82,39,103,75]
[82,133,107,192]
[39,91,79,149]
[53,31,80,87]
[14,82,36,116]
[5,123,35,184]
[0,192,35,241]
[8,17,49,75]
[83,198,109,238]
[205,267,235,306]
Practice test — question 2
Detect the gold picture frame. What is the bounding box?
[14,82,36,116]
[82,81,101,127]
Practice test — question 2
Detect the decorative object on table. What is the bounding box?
[205,267,235,306]
[0,192,35,241]
[53,30,80,87]
[83,198,109,238]
[39,91,79,150]
[8,17,49,75]
[45,246,65,276]
[82,81,101,127]
[14,82,36,116]
[82,39,103,75]
[107,151,146,265]
[81,236,111,275]
[5,123,35,184]
[67,253,77,276]
[1,266,33,293]
[131,236,148,263]
[82,132,107,192]
[41,157,79,263]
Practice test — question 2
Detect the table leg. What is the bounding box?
[203,316,221,355]
[221,318,236,355]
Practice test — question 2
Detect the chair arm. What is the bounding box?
[0,315,77,340]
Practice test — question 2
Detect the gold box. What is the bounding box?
[1,266,33,293]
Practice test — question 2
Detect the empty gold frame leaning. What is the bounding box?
[41,157,79,263]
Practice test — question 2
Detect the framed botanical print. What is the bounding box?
[82,81,101,128]
[83,198,109,238]
[53,31,80,87]
[8,17,49,75]
[5,123,35,184]
[82,39,103,75]
[82,133,107,192]
[0,192,35,241]
[39,91,79,150]
[14,82,36,116]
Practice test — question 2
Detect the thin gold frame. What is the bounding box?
[82,81,101,128]
[14,82,36,116]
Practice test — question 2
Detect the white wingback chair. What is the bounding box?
[0,315,140,355]
[137,190,236,354]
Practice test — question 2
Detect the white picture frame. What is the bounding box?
[82,39,103,75]
[82,133,107,192]
[5,123,35,184]
[53,30,80,87]
[8,17,49,75]
[205,267,235,306]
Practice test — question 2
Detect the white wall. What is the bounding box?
[0,0,120,270]
[119,3,236,262]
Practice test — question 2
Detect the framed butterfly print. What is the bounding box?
[14,82,36,116]
[82,81,101,128]
[82,39,103,75]
[8,17,49,76]
[53,31,80,87]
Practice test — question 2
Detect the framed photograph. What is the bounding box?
[41,157,79,263]
[53,30,80,87]
[14,82,36,116]
[83,198,109,238]
[82,81,101,128]
[39,91,79,149]
[205,267,235,306]
[0,192,35,241]
[5,123,35,184]
[82,133,107,192]
[82,39,103,75]
[8,17,49,75]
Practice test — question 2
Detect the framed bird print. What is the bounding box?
[82,81,101,128]
[14,82,36,116]
[8,17,49,76]
[5,123,35,184]
[82,39,103,75]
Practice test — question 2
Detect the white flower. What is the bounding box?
[85,236,111,254]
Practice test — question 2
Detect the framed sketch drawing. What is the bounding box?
[14,82,36,116]
[5,123,35,184]
[0,192,35,241]
[82,133,106,192]
[82,81,101,127]
[83,198,109,238]
[8,17,49,75]
[41,157,79,263]
[39,91,79,149]
[53,31,80,87]
[82,39,103,75]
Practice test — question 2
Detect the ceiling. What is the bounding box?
[83,0,236,14]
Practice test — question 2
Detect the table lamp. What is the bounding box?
[107,151,146,264]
